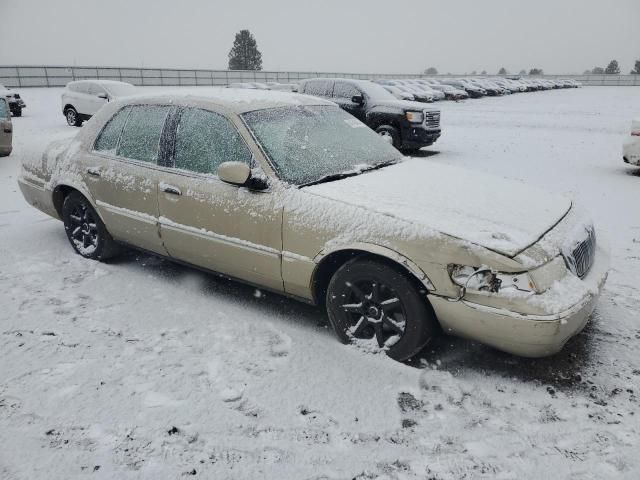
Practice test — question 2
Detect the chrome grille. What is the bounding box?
[564,228,596,278]
[424,111,440,128]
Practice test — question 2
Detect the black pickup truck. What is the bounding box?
[298,78,440,151]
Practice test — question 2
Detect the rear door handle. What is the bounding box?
[161,184,182,196]
[87,167,101,177]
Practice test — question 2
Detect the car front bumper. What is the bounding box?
[400,125,441,149]
[429,244,609,357]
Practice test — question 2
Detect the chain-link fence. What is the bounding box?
[1,65,639,88]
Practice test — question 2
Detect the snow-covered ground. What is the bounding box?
[1,87,639,479]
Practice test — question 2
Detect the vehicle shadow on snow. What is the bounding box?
[625,167,640,177]
[411,310,603,392]
[110,250,330,332]
[407,149,440,158]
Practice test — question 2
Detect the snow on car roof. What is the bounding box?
[118,87,334,113]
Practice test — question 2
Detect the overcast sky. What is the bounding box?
[1,0,638,74]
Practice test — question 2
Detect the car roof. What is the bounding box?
[115,87,335,113]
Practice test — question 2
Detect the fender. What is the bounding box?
[314,242,436,291]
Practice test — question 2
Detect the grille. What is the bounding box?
[424,111,440,128]
[564,228,596,278]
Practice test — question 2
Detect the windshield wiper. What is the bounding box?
[299,158,401,188]
[299,171,361,187]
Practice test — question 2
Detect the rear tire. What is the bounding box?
[62,192,119,261]
[65,107,82,127]
[13,107,22,117]
[326,257,438,361]
[375,125,401,149]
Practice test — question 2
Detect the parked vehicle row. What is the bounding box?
[18,89,608,362]
[372,77,581,102]
[297,78,441,151]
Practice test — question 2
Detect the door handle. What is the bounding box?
[161,184,182,196]
[87,167,101,177]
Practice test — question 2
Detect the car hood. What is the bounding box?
[305,159,571,257]
[370,98,438,112]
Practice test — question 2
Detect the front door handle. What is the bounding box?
[87,167,101,177]
[161,184,182,196]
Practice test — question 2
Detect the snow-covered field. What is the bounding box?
[1,87,639,479]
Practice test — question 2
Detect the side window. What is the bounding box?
[88,83,105,96]
[117,105,171,163]
[94,106,131,153]
[173,108,252,175]
[334,82,360,100]
[303,81,333,97]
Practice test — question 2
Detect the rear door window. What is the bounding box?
[173,108,252,175]
[117,105,171,163]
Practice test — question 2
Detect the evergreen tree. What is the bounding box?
[631,60,640,74]
[591,66,605,74]
[529,68,543,75]
[424,67,438,75]
[605,59,620,74]
[228,30,263,70]
[498,67,507,75]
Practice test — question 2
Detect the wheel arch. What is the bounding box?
[52,183,101,220]
[310,243,435,306]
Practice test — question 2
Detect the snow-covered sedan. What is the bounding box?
[18,89,608,361]
[623,117,640,166]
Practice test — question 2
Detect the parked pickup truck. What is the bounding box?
[298,78,441,151]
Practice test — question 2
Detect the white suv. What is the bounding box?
[61,80,136,127]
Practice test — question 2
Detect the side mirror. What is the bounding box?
[97,93,108,100]
[217,161,251,186]
[351,95,364,105]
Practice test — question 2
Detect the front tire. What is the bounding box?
[375,125,401,149]
[65,107,82,127]
[326,257,438,361]
[62,192,119,261]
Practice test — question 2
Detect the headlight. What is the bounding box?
[405,111,424,123]
[449,265,536,295]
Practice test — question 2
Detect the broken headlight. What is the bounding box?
[450,265,536,295]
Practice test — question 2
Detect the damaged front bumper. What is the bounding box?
[429,244,609,357]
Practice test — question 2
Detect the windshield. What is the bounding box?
[104,83,136,97]
[243,105,402,186]
[357,82,399,102]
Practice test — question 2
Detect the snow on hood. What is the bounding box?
[305,158,571,257]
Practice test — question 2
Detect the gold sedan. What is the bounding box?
[18,89,608,361]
